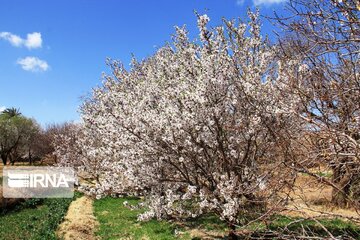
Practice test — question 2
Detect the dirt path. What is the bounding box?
[57,196,99,240]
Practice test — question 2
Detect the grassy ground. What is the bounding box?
[246,215,360,239]
[0,193,80,240]
[94,197,193,240]
[94,197,360,240]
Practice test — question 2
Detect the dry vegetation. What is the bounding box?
[284,169,360,221]
[57,196,99,240]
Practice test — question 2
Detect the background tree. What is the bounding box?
[0,108,41,165]
[274,0,360,208]
[2,107,21,117]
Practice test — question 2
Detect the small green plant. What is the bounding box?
[18,198,43,209]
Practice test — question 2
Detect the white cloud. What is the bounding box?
[0,32,23,47]
[236,0,245,5]
[17,57,49,72]
[0,106,5,112]
[24,32,42,49]
[0,32,42,49]
[253,0,286,5]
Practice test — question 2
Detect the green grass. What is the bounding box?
[185,213,228,232]
[0,192,81,240]
[244,215,360,239]
[268,215,360,239]
[94,197,194,240]
[315,171,333,178]
[94,197,360,239]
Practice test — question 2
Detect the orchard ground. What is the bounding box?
[1,162,360,239]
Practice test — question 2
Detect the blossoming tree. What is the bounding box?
[55,11,305,236]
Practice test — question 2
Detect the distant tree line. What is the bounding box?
[0,107,73,165]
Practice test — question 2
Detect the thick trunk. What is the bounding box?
[332,184,350,208]
[331,163,352,208]
[1,153,7,165]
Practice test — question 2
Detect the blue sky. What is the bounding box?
[0,0,288,126]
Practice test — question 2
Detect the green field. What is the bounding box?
[1,194,359,239]
[246,215,360,239]
[94,197,360,240]
[94,197,230,239]
[0,194,80,240]
[94,197,193,240]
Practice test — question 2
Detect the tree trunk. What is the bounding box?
[1,153,7,165]
[331,163,352,208]
[9,154,15,166]
[28,148,32,165]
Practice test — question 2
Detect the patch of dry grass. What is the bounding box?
[284,172,360,222]
[0,163,4,177]
[57,196,99,240]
